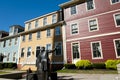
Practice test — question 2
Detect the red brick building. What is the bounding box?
[60,0,120,63]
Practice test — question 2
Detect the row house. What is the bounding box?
[60,0,120,63]
[0,25,24,63]
[18,10,64,71]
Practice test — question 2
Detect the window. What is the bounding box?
[9,39,12,46]
[22,35,25,42]
[86,0,95,10]
[37,31,41,39]
[7,53,10,61]
[91,41,103,59]
[111,0,120,4]
[3,40,6,47]
[21,48,25,57]
[36,46,40,57]
[71,23,78,34]
[29,33,32,41]
[28,22,31,30]
[52,14,57,23]
[10,27,13,33]
[70,5,76,15]
[72,43,80,59]
[89,19,98,31]
[46,29,51,37]
[43,17,47,26]
[114,14,120,27]
[55,27,61,35]
[46,44,52,50]
[114,39,120,58]
[14,28,18,34]
[55,42,62,56]
[15,37,17,45]
[35,20,39,27]
[27,47,31,57]
[13,52,16,61]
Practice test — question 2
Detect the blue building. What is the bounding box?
[0,25,24,63]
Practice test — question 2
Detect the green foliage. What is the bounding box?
[0,63,4,69]
[93,63,106,69]
[75,60,92,69]
[0,63,17,69]
[105,60,120,70]
[64,63,76,69]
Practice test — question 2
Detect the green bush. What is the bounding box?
[64,64,76,69]
[93,63,106,69]
[8,63,14,68]
[105,60,120,70]
[75,60,92,69]
[0,63,4,69]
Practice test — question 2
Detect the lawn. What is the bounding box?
[57,69,118,74]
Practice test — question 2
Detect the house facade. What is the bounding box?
[60,0,120,63]
[0,25,24,63]
[18,10,64,70]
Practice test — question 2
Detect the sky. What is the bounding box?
[0,0,69,32]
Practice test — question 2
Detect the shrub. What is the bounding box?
[64,64,76,69]
[75,60,92,69]
[0,63,4,69]
[105,60,120,70]
[92,63,106,69]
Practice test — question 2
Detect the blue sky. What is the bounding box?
[0,0,69,32]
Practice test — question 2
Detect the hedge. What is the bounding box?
[0,63,17,69]
[92,63,106,69]
[105,60,120,70]
[64,63,76,69]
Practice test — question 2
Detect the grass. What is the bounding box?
[57,69,118,74]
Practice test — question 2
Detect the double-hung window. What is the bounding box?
[43,17,47,26]
[71,23,78,35]
[35,20,39,28]
[86,0,95,10]
[22,35,25,42]
[55,42,62,56]
[29,33,32,41]
[114,14,120,27]
[70,5,76,15]
[46,44,51,50]
[46,29,51,37]
[55,27,61,35]
[114,39,120,58]
[91,41,103,59]
[52,14,57,23]
[37,31,41,39]
[28,22,31,30]
[89,19,98,31]
[21,48,25,57]
[27,47,31,57]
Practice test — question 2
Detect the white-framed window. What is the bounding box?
[113,39,120,58]
[29,33,32,41]
[55,42,62,56]
[114,13,120,27]
[13,52,16,61]
[70,5,77,15]
[3,40,6,47]
[27,47,31,57]
[91,41,103,59]
[46,44,52,50]
[71,42,80,60]
[22,35,25,42]
[88,18,99,32]
[43,17,47,26]
[46,29,51,37]
[111,0,120,4]
[71,23,78,35]
[21,48,25,57]
[7,53,10,61]
[37,31,41,39]
[28,22,31,30]
[35,20,39,28]
[52,14,57,23]
[55,27,61,35]
[86,0,95,10]
[36,46,41,57]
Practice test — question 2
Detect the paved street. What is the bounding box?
[0,73,120,80]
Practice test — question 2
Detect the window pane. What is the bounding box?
[36,46,40,57]
[72,43,79,59]
[71,24,78,34]
[92,42,102,58]
[115,14,120,26]
[37,31,40,39]
[47,29,51,37]
[89,19,98,31]
[22,35,25,41]
[35,20,38,27]
[55,27,61,35]
[52,14,57,23]
[71,6,76,15]
[46,44,51,50]
[112,0,120,3]
[21,48,24,57]
[115,40,120,57]
[27,47,31,57]
[43,17,47,26]
[28,23,31,30]
[29,33,32,40]
[55,42,62,56]
[87,0,94,10]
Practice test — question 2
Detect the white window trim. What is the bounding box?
[52,14,57,23]
[113,13,120,27]
[110,0,120,5]
[27,47,32,58]
[86,0,96,11]
[55,42,63,56]
[113,38,120,58]
[35,20,39,28]
[88,18,99,32]
[46,29,51,37]
[71,42,81,63]
[69,5,78,16]
[36,31,41,39]
[46,43,52,50]
[70,22,79,35]
[91,41,103,59]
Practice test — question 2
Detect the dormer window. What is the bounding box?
[28,22,31,30]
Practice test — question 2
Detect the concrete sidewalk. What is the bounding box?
[0,73,120,80]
